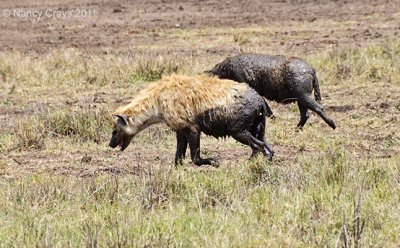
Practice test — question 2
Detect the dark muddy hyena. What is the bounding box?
[207,54,336,129]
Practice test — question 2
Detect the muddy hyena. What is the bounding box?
[109,74,274,166]
[207,54,336,129]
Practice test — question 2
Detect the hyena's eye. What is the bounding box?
[112,130,117,136]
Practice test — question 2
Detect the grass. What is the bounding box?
[0,155,398,246]
[0,41,399,246]
[309,40,400,84]
[5,107,111,151]
[133,58,182,82]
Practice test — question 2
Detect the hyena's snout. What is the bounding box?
[109,130,120,149]
[108,132,132,151]
[109,139,118,149]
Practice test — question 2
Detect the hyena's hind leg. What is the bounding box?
[232,130,273,161]
[175,131,188,166]
[296,102,309,129]
[297,95,336,129]
[183,129,220,167]
[250,114,274,158]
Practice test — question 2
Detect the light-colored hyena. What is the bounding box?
[109,74,274,166]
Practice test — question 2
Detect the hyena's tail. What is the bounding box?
[313,75,322,103]
[261,98,275,119]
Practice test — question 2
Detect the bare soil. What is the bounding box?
[0,0,399,54]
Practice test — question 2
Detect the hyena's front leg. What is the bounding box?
[184,129,219,167]
[175,131,188,166]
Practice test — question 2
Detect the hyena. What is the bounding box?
[207,54,336,129]
[109,74,274,166]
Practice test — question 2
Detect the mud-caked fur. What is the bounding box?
[207,54,336,129]
[109,74,274,166]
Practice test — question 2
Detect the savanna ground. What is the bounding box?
[0,0,399,246]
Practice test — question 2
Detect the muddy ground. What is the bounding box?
[0,0,399,54]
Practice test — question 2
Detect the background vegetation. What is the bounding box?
[0,40,399,246]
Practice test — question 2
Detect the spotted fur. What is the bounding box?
[109,74,274,166]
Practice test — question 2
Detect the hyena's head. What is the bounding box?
[109,115,136,151]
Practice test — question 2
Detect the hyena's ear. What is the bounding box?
[114,115,129,127]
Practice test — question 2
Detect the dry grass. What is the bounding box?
[4,107,111,151]
[0,41,399,247]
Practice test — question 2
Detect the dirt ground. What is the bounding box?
[0,0,399,54]
[0,0,399,178]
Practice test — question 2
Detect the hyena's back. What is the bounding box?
[155,74,266,136]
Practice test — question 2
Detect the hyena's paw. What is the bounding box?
[204,157,220,168]
[193,157,220,167]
